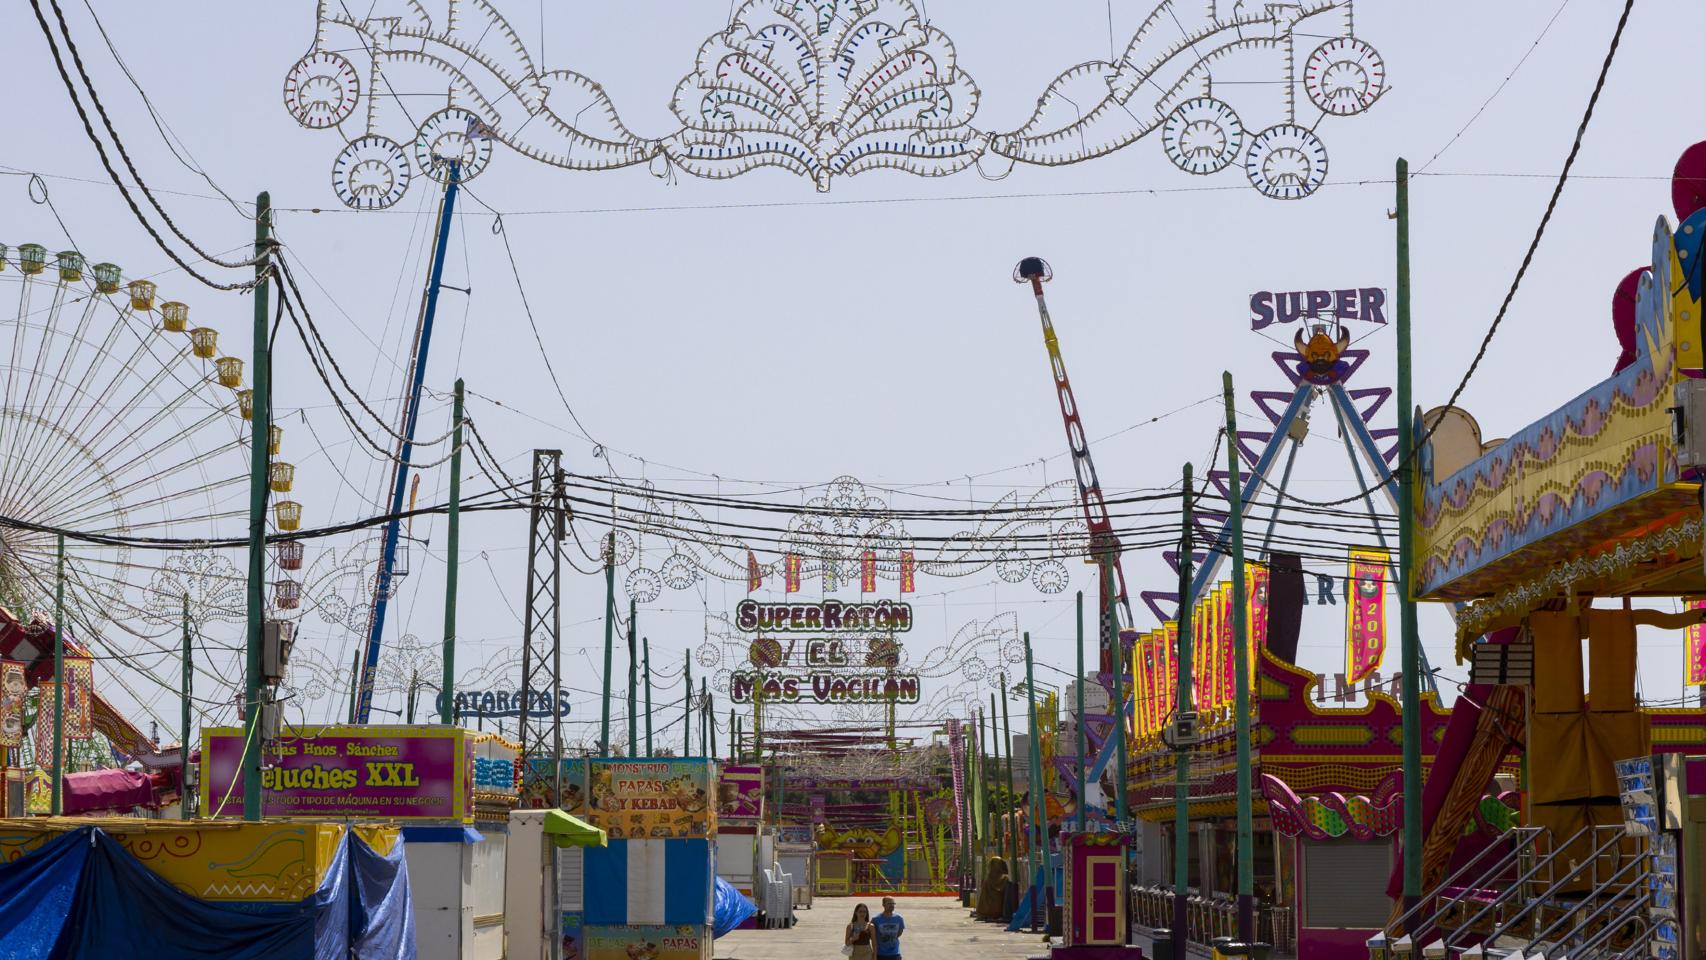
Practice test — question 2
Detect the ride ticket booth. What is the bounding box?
[1055,830,1143,958]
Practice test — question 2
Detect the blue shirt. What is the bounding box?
[873,914,904,957]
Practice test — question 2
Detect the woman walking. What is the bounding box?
[843,903,876,960]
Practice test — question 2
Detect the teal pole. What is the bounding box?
[627,599,638,756]
[440,379,463,724]
[684,651,693,756]
[51,533,65,815]
[1172,464,1195,958]
[600,533,615,756]
[643,637,653,756]
[1023,632,1045,928]
[1223,372,1255,940]
[999,678,1016,873]
[1075,591,1086,830]
[243,191,271,822]
[181,593,192,819]
[1396,158,1424,904]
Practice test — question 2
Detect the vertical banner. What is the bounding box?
[784,554,802,593]
[1193,596,1210,711]
[747,551,763,593]
[899,550,916,593]
[65,657,93,739]
[31,684,56,765]
[1247,563,1270,699]
[0,661,24,748]
[1346,548,1390,683]
[1687,599,1706,685]
[1131,632,1150,738]
[861,551,877,593]
[1162,621,1178,722]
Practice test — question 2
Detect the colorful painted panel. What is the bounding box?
[716,764,764,821]
[584,759,716,839]
[0,661,23,747]
[201,724,468,820]
[1260,772,1399,841]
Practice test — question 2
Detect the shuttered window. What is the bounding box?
[556,846,584,912]
[1301,838,1392,929]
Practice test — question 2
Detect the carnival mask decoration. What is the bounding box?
[1294,320,1352,384]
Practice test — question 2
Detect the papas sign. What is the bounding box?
[202,724,469,821]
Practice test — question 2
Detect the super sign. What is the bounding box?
[1250,288,1387,330]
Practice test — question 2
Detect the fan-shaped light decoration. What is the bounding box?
[274,500,302,531]
[275,539,304,570]
[214,356,244,388]
[268,425,282,455]
[626,567,662,603]
[189,327,218,358]
[237,389,254,420]
[17,244,46,275]
[55,251,83,283]
[660,552,699,590]
[269,461,295,493]
[91,262,121,294]
[161,301,188,332]
[1031,559,1069,594]
[274,578,301,610]
[127,279,155,311]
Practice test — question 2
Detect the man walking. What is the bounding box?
[873,897,905,960]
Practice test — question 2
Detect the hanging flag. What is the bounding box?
[1219,583,1235,709]
[65,657,93,740]
[0,660,24,748]
[784,554,802,593]
[32,683,56,765]
[861,551,877,593]
[1346,548,1391,683]
[1248,563,1270,697]
[1687,598,1706,685]
[1193,595,1210,711]
[1145,632,1163,737]
[1162,621,1178,723]
[899,550,916,593]
[747,551,763,593]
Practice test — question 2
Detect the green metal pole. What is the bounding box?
[182,594,191,819]
[684,651,693,756]
[989,693,1004,872]
[600,532,615,756]
[999,676,1016,874]
[1173,463,1195,959]
[643,637,653,756]
[347,648,360,723]
[440,379,463,725]
[732,709,739,761]
[1075,591,1086,830]
[1397,157,1424,905]
[51,533,65,816]
[243,191,271,822]
[1023,633,1045,928]
[1104,560,1129,825]
[627,599,638,757]
[1223,372,1256,941]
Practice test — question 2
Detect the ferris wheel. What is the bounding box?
[0,242,308,643]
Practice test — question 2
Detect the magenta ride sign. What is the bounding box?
[201,724,470,820]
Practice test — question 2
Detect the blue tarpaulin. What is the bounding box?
[0,826,415,960]
[711,875,756,939]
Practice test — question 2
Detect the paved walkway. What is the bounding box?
[715,896,1049,959]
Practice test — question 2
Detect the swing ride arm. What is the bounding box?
[1015,257,1133,673]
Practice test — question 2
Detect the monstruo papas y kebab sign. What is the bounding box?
[729,600,921,705]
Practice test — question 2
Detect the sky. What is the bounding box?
[1,0,1702,749]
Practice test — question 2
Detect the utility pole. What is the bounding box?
[1075,591,1086,830]
[627,599,638,757]
[1173,463,1195,960]
[181,594,192,819]
[1223,372,1255,942]
[1396,157,1424,906]
[643,637,653,756]
[242,191,271,822]
[684,651,693,756]
[976,708,988,871]
[999,676,1016,873]
[600,532,615,757]
[517,450,567,805]
[440,378,463,724]
[988,693,1004,870]
[1023,632,1045,929]
[51,533,65,816]
[701,681,711,757]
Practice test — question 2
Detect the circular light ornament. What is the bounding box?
[1161,97,1243,175]
[414,107,494,183]
[1303,38,1386,116]
[283,52,360,129]
[1244,124,1329,200]
[625,567,661,603]
[332,135,412,210]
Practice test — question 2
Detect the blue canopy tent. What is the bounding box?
[0,826,414,959]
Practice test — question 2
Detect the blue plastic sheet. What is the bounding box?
[0,825,415,959]
[711,875,756,939]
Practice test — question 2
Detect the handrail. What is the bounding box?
[1568,889,1652,960]
[1447,825,1631,950]
[1382,825,1545,945]
[1434,823,1600,947]
[1523,847,1650,954]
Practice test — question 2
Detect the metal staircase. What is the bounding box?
[1381,825,1657,959]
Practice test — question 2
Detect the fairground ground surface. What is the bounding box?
[714,895,1050,959]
